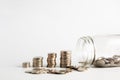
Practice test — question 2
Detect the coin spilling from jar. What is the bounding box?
[22,50,120,75]
[94,55,120,67]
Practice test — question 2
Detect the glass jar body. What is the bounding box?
[74,34,120,67]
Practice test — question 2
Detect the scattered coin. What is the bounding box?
[25,67,48,74]
[49,69,67,74]
[66,66,87,72]
[31,69,41,74]
[77,66,87,72]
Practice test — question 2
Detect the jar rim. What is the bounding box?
[76,36,95,67]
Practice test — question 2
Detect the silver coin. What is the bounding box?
[94,59,105,67]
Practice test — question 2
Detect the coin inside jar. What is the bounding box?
[94,55,120,67]
[94,59,105,67]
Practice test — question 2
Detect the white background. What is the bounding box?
[0,0,120,80]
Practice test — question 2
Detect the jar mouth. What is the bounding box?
[75,36,95,67]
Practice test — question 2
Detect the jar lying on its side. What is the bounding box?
[74,34,120,67]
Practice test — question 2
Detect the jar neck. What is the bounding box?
[76,36,95,67]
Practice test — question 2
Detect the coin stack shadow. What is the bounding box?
[60,51,71,68]
[33,56,43,67]
[47,53,57,68]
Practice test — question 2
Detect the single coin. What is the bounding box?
[94,59,105,67]
[50,69,67,74]
[31,70,40,74]
[77,67,87,72]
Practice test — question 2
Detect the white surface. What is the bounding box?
[0,0,120,80]
[1,66,120,80]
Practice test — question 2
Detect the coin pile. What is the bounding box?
[33,56,43,67]
[60,51,71,68]
[94,55,120,67]
[47,53,57,68]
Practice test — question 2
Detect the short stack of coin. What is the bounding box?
[47,53,57,68]
[22,62,30,68]
[33,56,43,67]
[60,50,71,68]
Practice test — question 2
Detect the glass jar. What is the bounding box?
[74,34,120,67]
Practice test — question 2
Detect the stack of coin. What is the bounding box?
[22,62,30,68]
[60,50,71,68]
[47,53,57,68]
[33,56,43,67]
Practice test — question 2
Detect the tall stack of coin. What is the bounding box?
[60,50,71,68]
[33,56,43,67]
[47,53,57,68]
